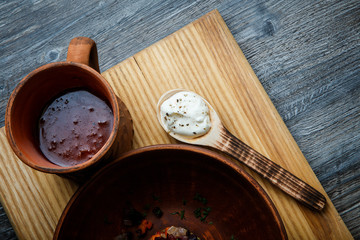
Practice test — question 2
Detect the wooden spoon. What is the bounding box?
[157,89,326,211]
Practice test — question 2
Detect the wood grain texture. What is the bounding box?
[0,0,359,239]
[0,128,78,239]
[219,127,326,211]
[1,10,352,239]
[124,12,351,239]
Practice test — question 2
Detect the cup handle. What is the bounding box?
[66,37,100,72]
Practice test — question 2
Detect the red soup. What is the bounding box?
[38,90,113,167]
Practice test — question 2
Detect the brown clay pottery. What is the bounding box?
[5,37,133,182]
[54,144,287,240]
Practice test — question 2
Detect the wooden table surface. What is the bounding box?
[0,1,359,239]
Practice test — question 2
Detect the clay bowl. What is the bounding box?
[54,145,287,240]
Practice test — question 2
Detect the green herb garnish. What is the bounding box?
[194,207,202,218]
[194,193,208,205]
[180,210,185,220]
[152,194,160,201]
[171,210,185,220]
[152,207,163,218]
[193,206,211,222]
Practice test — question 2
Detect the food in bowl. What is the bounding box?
[38,89,113,167]
[159,91,211,138]
[149,226,200,240]
[53,146,287,240]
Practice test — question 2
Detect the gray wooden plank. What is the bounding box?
[0,204,17,240]
[0,0,359,239]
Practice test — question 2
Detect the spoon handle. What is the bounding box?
[218,128,326,211]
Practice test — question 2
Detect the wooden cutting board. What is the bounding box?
[0,10,352,240]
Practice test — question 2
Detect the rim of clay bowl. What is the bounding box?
[54,144,287,239]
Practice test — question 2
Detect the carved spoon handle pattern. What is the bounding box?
[157,89,326,211]
[215,126,326,211]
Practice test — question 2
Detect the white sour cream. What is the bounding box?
[160,91,211,138]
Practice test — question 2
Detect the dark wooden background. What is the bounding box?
[0,0,359,239]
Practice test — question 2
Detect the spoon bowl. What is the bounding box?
[157,89,326,211]
[157,89,223,146]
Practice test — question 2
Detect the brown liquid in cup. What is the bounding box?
[38,90,113,167]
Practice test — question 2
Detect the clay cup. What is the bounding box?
[5,37,133,182]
